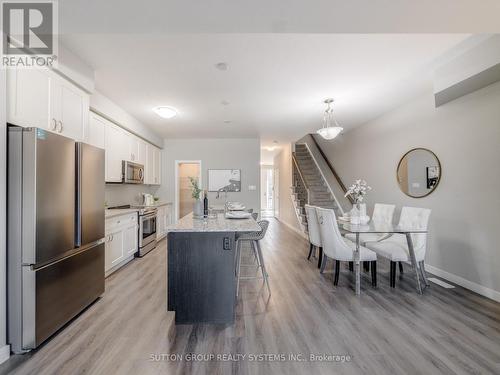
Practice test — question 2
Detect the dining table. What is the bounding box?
[340,221,429,295]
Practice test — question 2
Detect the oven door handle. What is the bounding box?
[141,213,157,221]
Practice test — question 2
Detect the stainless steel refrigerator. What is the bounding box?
[7,126,105,354]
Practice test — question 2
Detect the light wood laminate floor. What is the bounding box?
[2,219,500,375]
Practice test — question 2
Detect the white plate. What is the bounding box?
[225,212,251,219]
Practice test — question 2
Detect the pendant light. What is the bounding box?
[317,98,343,140]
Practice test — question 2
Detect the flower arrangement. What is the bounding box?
[188,177,202,200]
[345,179,372,204]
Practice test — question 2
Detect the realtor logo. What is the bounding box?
[1,0,57,67]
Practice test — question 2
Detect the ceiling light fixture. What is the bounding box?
[153,106,178,119]
[317,98,343,140]
[215,62,229,71]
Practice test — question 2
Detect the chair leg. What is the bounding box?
[348,261,354,272]
[419,261,430,287]
[363,261,370,272]
[334,260,340,286]
[320,254,328,274]
[307,243,314,260]
[371,261,377,287]
[255,241,270,295]
[390,261,396,288]
[399,261,404,274]
[317,247,323,268]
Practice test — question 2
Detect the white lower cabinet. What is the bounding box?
[156,204,172,240]
[105,212,138,276]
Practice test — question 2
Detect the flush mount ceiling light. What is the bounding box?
[153,106,178,119]
[317,98,343,140]
[215,62,229,71]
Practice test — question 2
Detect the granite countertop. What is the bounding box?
[136,201,173,208]
[105,208,140,219]
[168,213,261,233]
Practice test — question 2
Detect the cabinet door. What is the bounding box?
[156,209,164,240]
[146,144,154,184]
[128,135,140,163]
[137,139,147,166]
[105,123,124,182]
[105,229,124,271]
[50,74,89,141]
[153,147,161,185]
[123,223,138,257]
[87,112,106,149]
[7,68,51,129]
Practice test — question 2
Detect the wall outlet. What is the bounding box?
[248,185,256,191]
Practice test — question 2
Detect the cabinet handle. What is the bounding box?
[57,120,63,133]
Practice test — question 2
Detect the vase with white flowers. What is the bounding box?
[344,179,372,224]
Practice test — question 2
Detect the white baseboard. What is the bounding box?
[425,264,500,303]
[0,344,10,364]
[277,218,308,239]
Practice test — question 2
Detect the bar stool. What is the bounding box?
[235,220,270,297]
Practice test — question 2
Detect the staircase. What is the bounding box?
[291,143,346,233]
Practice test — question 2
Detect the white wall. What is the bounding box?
[273,144,301,234]
[157,138,260,219]
[313,81,500,301]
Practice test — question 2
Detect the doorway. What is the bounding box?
[260,165,274,218]
[175,161,202,221]
[273,167,280,218]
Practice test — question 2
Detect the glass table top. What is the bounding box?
[340,220,428,234]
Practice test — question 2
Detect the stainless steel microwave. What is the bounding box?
[122,161,144,184]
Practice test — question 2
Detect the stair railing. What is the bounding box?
[292,153,310,205]
[296,139,348,216]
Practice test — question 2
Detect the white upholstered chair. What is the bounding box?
[365,206,431,288]
[345,203,396,244]
[304,205,322,262]
[315,207,377,287]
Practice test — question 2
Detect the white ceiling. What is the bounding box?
[63,33,470,149]
[59,1,500,33]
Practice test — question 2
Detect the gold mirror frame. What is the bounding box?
[396,148,441,198]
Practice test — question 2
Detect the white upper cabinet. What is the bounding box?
[154,147,161,185]
[6,67,89,141]
[128,135,139,163]
[50,75,89,140]
[105,123,126,182]
[146,144,154,184]
[7,68,51,129]
[137,139,147,166]
[87,112,106,149]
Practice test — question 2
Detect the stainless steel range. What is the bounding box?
[137,206,158,256]
[108,205,157,257]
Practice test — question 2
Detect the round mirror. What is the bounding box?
[397,148,441,198]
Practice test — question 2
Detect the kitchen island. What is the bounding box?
[167,213,260,324]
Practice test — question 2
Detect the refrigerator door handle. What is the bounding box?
[31,239,105,271]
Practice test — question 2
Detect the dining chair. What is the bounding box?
[365,206,431,288]
[344,203,396,245]
[304,205,322,264]
[235,220,270,297]
[316,207,377,287]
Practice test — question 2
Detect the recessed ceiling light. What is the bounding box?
[215,62,229,71]
[153,106,178,119]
